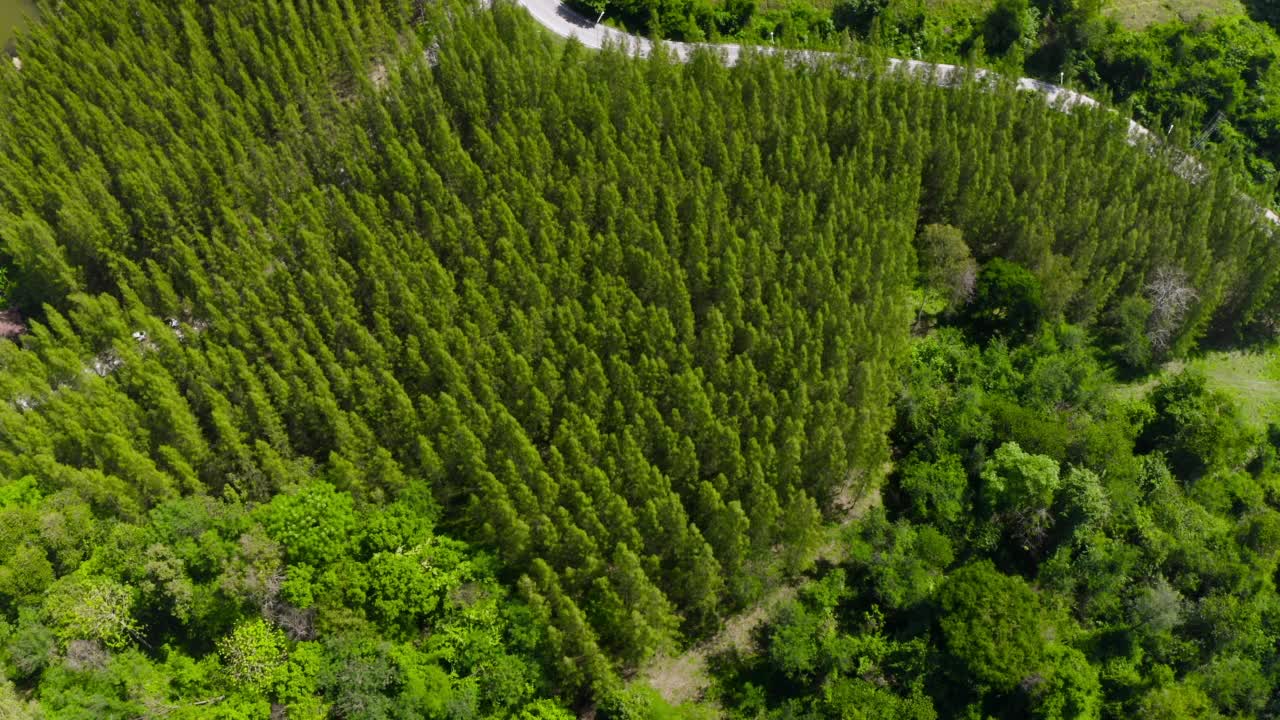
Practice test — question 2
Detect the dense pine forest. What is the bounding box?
[574,0,1280,209]
[1,0,1280,717]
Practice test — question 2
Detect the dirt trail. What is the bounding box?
[640,487,882,708]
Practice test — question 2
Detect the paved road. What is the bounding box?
[512,0,1280,227]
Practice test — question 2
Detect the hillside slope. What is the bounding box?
[0,0,1276,714]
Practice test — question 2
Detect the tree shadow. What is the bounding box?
[1241,0,1280,31]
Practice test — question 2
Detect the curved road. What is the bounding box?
[512,0,1280,227]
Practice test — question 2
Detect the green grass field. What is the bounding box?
[1116,349,1280,429]
[1106,0,1245,30]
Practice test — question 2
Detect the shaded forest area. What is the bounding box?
[0,0,1277,717]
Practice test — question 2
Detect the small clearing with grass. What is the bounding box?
[1105,0,1245,30]
[1115,349,1280,428]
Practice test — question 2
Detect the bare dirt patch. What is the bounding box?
[369,61,389,90]
[641,584,798,708]
[0,308,25,338]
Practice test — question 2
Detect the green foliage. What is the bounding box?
[1188,655,1270,717]
[917,223,978,316]
[965,259,1045,342]
[0,676,38,719]
[1138,370,1254,476]
[365,538,472,631]
[600,685,720,720]
[937,561,1045,691]
[984,0,1039,55]
[1031,644,1101,720]
[766,570,850,682]
[1104,295,1155,372]
[819,675,939,719]
[218,619,287,693]
[583,0,1280,208]
[981,441,1061,514]
[0,485,566,715]
[0,0,1275,715]
[1091,17,1280,191]
[519,699,579,719]
[721,325,1280,719]
[896,451,969,526]
[980,441,1061,550]
[850,511,954,609]
[43,575,139,650]
[261,482,358,567]
[832,0,889,34]
[719,567,937,717]
[0,544,54,611]
[1130,577,1185,637]
[1058,467,1109,532]
[1136,682,1221,720]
